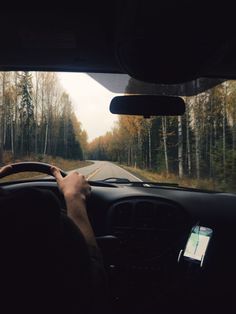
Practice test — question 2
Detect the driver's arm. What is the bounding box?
[51,167,108,311]
[51,167,97,248]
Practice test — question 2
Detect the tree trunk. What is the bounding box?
[35,73,39,155]
[127,146,130,166]
[13,73,18,159]
[223,83,227,180]
[232,117,236,173]
[10,118,14,156]
[130,145,133,167]
[3,109,7,146]
[209,122,213,178]
[162,116,169,175]
[20,113,24,157]
[0,73,6,163]
[195,97,200,180]
[178,116,183,178]
[0,121,2,163]
[137,128,142,167]
[195,129,200,180]
[148,125,151,169]
[41,82,44,154]
[186,103,191,176]
[43,120,48,156]
[208,96,213,178]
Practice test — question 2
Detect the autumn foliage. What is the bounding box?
[0,72,88,164]
[88,80,236,190]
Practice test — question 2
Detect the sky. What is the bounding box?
[58,73,119,142]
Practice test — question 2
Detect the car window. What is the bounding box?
[0,72,235,193]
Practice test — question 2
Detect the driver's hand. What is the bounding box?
[51,166,91,201]
[0,165,12,178]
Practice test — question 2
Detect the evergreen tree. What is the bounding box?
[18,72,34,156]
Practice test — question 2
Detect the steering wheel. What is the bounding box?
[0,162,67,179]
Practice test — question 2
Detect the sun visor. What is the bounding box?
[87,73,225,96]
[115,2,224,84]
[116,37,201,84]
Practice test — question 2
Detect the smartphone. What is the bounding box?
[183,225,213,267]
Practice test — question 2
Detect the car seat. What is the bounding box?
[0,187,91,314]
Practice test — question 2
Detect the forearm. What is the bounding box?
[50,167,97,247]
[65,194,98,248]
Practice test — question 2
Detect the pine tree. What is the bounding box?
[18,72,34,156]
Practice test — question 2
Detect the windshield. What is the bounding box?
[0,72,235,193]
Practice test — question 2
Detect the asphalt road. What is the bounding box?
[75,160,142,182]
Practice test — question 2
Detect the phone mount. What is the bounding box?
[177,249,205,267]
[177,223,213,269]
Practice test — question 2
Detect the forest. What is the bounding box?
[0,72,88,164]
[1,71,236,191]
[88,79,236,190]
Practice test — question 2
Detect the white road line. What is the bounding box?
[111,163,143,182]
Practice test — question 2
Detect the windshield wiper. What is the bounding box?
[130,181,219,193]
[97,177,180,186]
[131,181,179,187]
[98,177,131,183]
[100,178,179,186]
[97,178,179,186]
[92,178,219,192]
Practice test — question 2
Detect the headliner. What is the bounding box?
[0,4,235,88]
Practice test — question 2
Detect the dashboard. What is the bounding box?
[2,180,236,313]
[107,197,189,267]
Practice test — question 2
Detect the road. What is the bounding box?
[75,161,142,182]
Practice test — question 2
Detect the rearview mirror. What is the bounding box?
[110,95,185,117]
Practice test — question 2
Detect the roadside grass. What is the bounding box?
[0,152,93,182]
[120,165,235,192]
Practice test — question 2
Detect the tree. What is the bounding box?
[185,98,191,176]
[18,72,34,156]
[0,71,87,162]
[178,115,183,178]
[161,116,169,175]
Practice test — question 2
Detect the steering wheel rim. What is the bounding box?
[0,162,67,179]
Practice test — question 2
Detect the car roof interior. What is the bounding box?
[0,3,235,88]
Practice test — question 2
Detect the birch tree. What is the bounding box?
[0,71,86,162]
[185,99,191,176]
[222,82,227,180]
[178,115,183,178]
[161,116,169,175]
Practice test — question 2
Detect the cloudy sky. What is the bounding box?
[58,73,120,142]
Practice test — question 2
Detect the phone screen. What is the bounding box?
[183,226,212,262]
